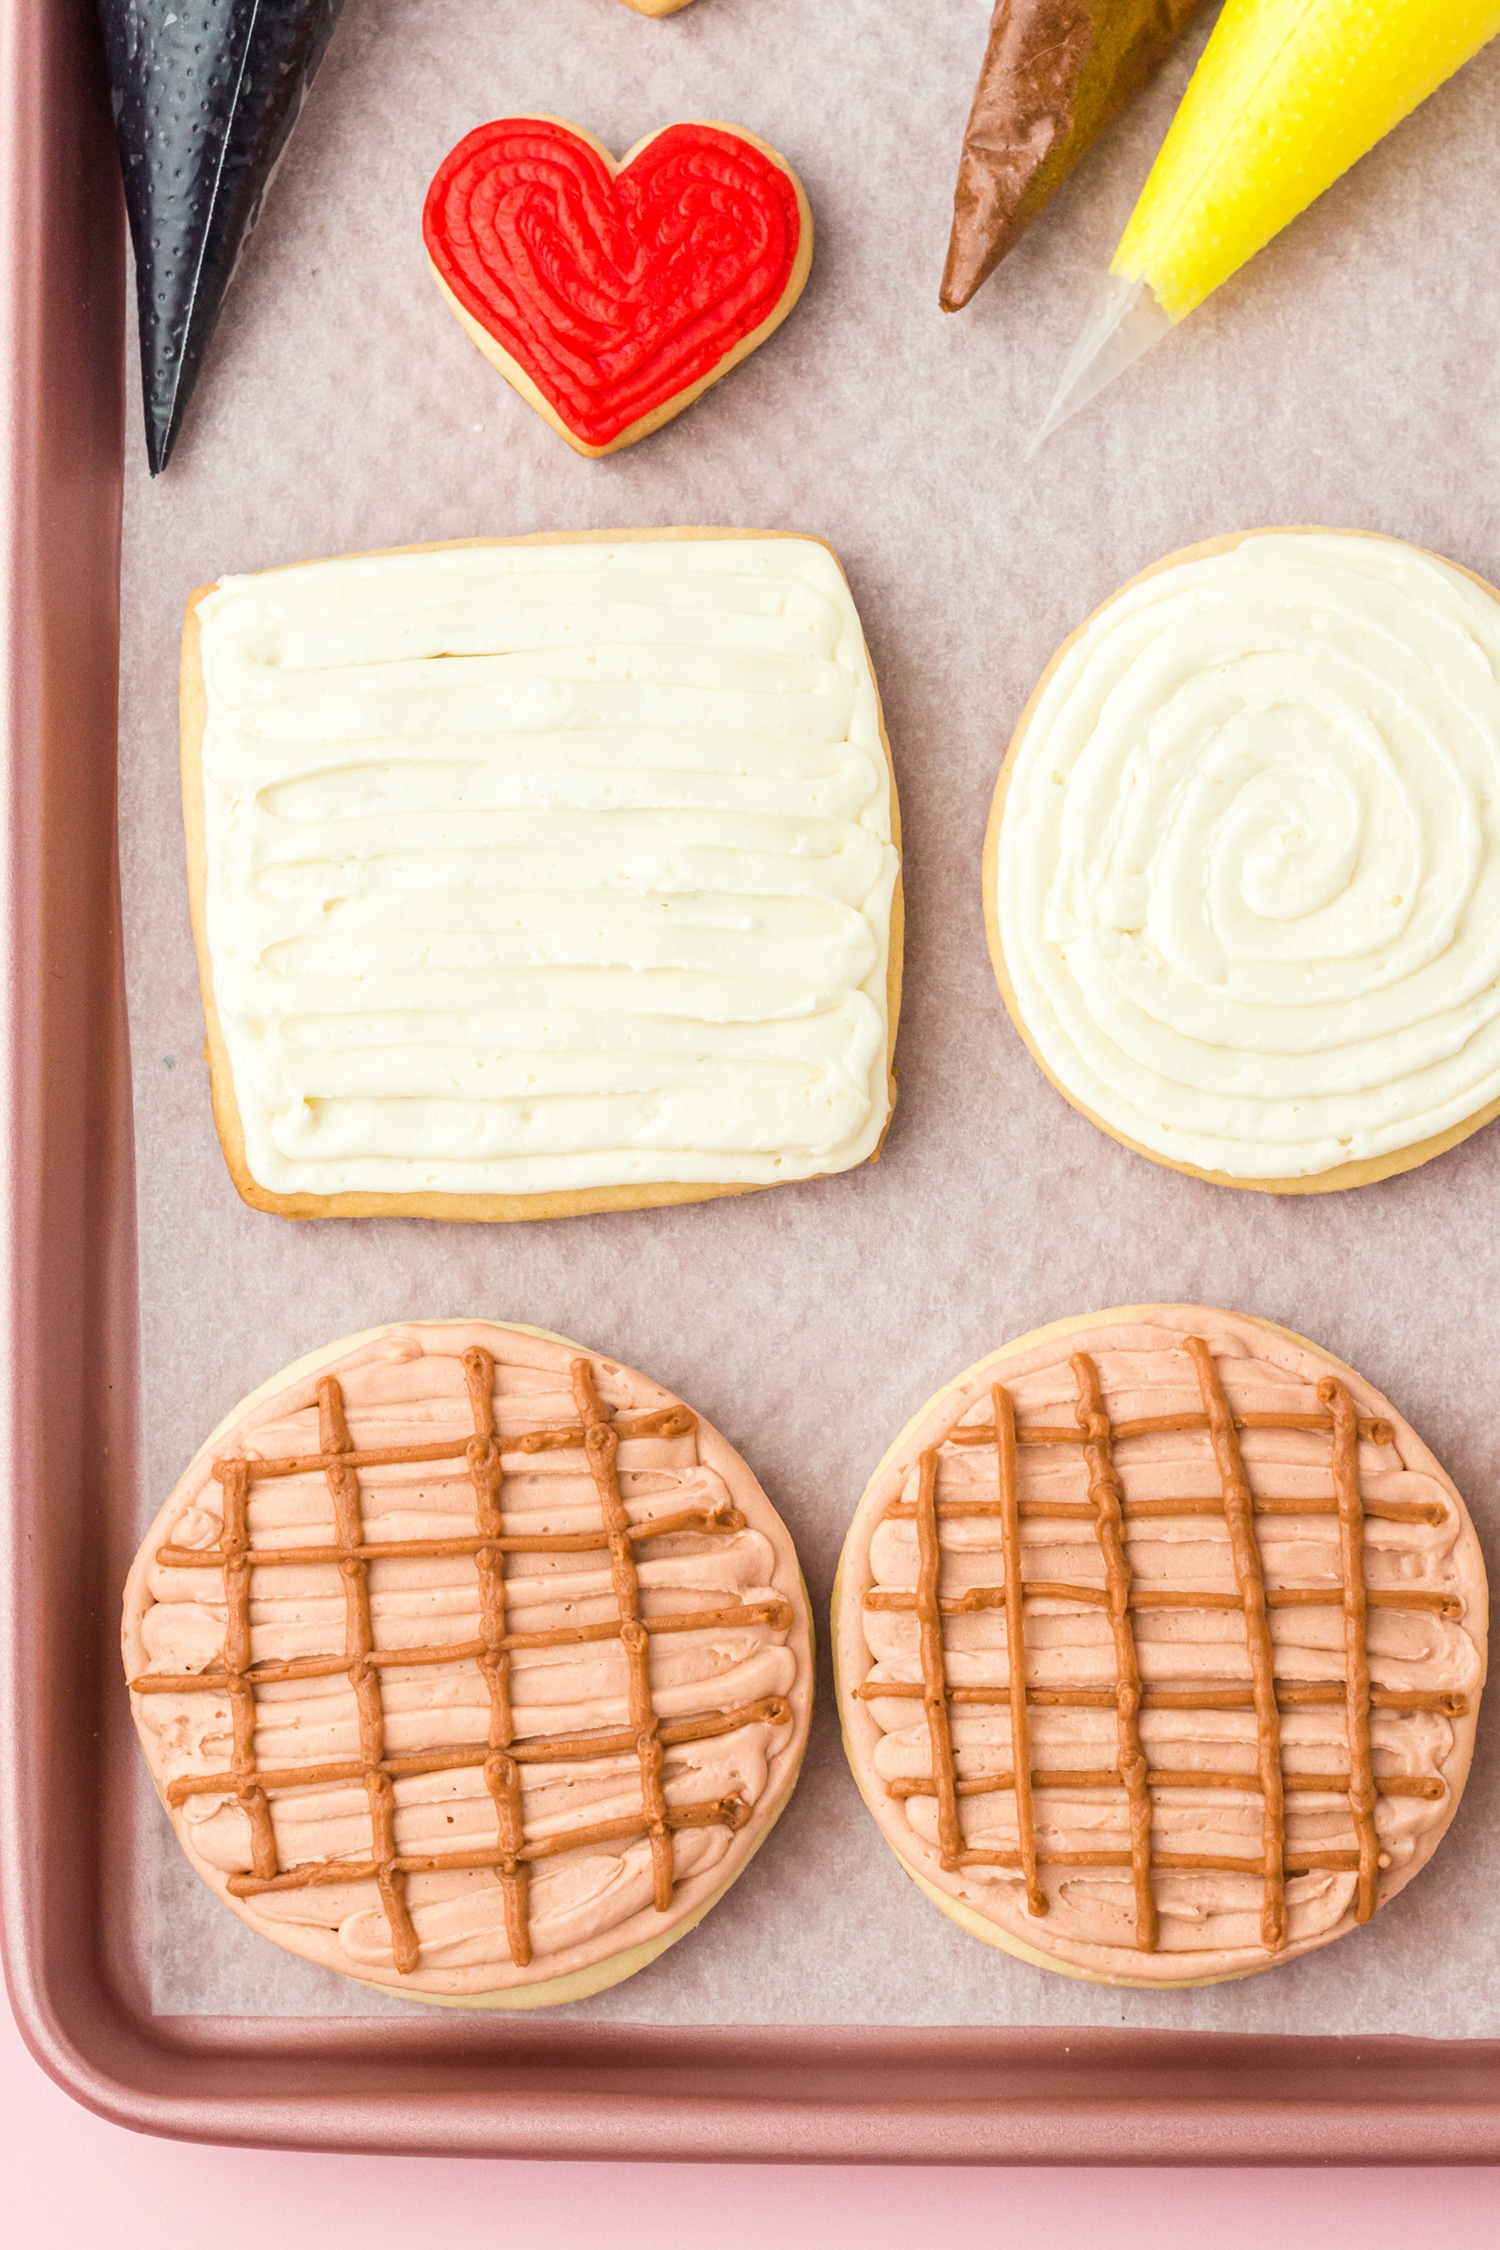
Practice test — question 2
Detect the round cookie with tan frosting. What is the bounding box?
[834,1305,1486,1989]
[123,1320,813,2006]
[986,529,1500,1192]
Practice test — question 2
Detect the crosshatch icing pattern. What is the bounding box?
[837,1308,1486,1986]
[124,1323,813,2000]
[187,534,899,1205]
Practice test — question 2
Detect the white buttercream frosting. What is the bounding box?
[193,537,898,1197]
[994,531,1500,1180]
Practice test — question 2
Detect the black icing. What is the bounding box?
[99,0,345,473]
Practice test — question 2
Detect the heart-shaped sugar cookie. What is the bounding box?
[422,116,812,456]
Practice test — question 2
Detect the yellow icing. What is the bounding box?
[1113,0,1500,321]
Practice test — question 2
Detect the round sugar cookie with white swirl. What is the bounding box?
[985,528,1500,1191]
[123,1320,812,2007]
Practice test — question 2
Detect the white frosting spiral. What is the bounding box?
[993,531,1500,1181]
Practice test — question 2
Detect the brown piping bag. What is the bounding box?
[940,0,1208,312]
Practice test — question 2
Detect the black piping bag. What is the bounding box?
[100,0,345,473]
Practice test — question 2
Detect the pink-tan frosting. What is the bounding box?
[836,1307,1487,1985]
[123,1322,812,1998]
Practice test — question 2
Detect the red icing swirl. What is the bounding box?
[423,118,803,449]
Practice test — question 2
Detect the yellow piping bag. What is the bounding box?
[1034,0,1500,449]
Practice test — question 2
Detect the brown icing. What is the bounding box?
[995,1386,1045,1916]
[840,1309,1487,1981]
[915,1450,963,1872]
[1073,1352,1156,1948]
[1324,1374,1380,1924]
[862,1350,1401,1940]
[574,1354,676,1916]
[130,1329,808,1991]
[1187,1337,1286,1950]
[940,0,1208,312]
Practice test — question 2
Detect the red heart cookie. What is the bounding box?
[422,116,812,456]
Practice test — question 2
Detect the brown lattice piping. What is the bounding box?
[858,1339,1464,1954]
[1074,1351,1155,1949]
[994,1385,1043,1917]
[135,1348,794,1975]
[1187,1336,1284,1949]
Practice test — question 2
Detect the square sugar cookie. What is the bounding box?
[181,529,902,1220]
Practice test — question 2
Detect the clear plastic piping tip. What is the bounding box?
[1028,272,1176,456]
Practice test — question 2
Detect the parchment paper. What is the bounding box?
[117,0,1500,2029]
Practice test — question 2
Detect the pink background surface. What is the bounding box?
[5,1981,1500,2245]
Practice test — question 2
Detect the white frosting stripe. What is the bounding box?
[195,538,897,1197]
[995,532,1500,1179]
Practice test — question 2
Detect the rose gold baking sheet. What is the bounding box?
[12,0,1500,2160]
